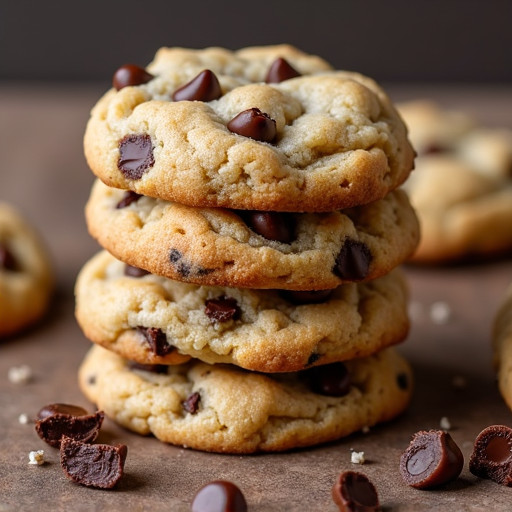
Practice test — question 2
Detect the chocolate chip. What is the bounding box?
[0,243,17,271]
[400,430,464,489]
[124,264,150,278]
[169,249,191,277]
[469,425,512,485]
[240,211,296,243]
[112,64,154,91]
[334,239,372,280]
[205,296,240,323]
[301,362,351,397]
[306,353,321,367]
[265,57,301,83]
[227,108,276,143]
[35,404,104,448]
[60,436,127,489]
[191,480,247,512]
[279,288,334,305]
[116,190,142,209]
[118,134,154,180]
[127,361,168,374]
[332,471,379,512]
[137,326,173,356]
[172,69,222,102]
[182,391,201,414]
[397,372,409,390]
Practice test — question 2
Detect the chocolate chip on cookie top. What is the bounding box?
[172,69,222,102]
[112,64,154,91]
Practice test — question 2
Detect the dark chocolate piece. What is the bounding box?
[37,403,88,420]
[334,239,372,280]
[227,108,276,142]
[127,361,169,374]
[469,425,512,485]
[332,471,379,512]
[124,264,150,278]
[60,436,127,489]
[0,243,17,271]
[112,64,154,91]
[191,480,247,512]
[400,430,464,488]
[306,353,321,367]
[265,57,301,83]
[396,372,409,390]
[169,249,191,277]
[172,69,222,102]
[116,190,142,209]
[182,391,201,414]
[279,288,334,305]
[241,211,296,243]
[205,296,240,322]
[137,326,173,356]
[118,134,154,179]
[301,362,351,397]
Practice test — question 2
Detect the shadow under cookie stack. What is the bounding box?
[75,45,419,454]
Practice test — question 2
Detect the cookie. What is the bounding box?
[85,180,420,290]
[78,345,413,453]
[84,45,414,212]
[398,100,512,263]
[0,202,53,337]
[75,250,410,372]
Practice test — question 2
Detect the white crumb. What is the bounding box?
[351,451,365,464]
[28,450,44,465]
[452,375,467,389]
[430,301,451,324]
[18,413,29,424]
[440,416,451,430]
[8,365,32,384]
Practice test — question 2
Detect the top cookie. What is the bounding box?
[84,45,414,212]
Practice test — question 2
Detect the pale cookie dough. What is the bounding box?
[84,45,414,212]
[75,250,410,372]
[79,345,413,453]
[398,100,512,263]
[0,202,53,337]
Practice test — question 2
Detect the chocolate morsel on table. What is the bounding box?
[331,471,380,512]
[112,64,154,91]
[227,108,277,143]
[399,430,464,488]
[172,69,222,102]
[191,480,247,512]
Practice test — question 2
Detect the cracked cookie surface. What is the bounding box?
[79,345,413,453]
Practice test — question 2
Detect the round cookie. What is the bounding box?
[79,345,413,453]
[0,202,53,337]
[398,100,512,263]
[84,45,415,212]
[85,180,420,290]
[75,251,410,372]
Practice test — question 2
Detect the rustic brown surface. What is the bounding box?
[1,83,512,511]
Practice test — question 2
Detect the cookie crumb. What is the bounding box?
[8,364,32,384]
[430,301,451,324]
[440,416,451,430]
[28,450,45,465]
[18,413,29,424]
[351,451,365,464]
[452,375,467,389]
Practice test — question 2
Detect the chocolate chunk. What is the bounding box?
[112,64,154,91]
[205,296,241,322]
[169,249,191,277]
[334,239,372,280]
[301,362,351,397]
[118,134,154,180]
[124,264,150,278]
[191,480,247,512]
[116,190,142,209]
[0,243,17,271]
[306,353,321,367]
[396,372,409,390]
[60,436,127,489]
[128,361,168,374]
[332,471,379,512]
[279,288,334,305]
[172,69,222,102]
[265,57,301,83]
[227,108,276,143]
[182,391,201,414]
[241,211,296,243]
[137,327,173,356]
[400,430,464,488]
[35,404,104,448]
[469,425,512,485]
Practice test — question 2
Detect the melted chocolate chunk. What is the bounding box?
[205,296,240,322]
[112,64,154,91]
[400,430,464,489]
[182,391,201,414]
[60,436,127,489]
[470,425,512,485]
[172,69,222,102]
[191,480,247,512]
[118,134,154,179]
[116,190,142,209]
[35,404,104,448]
[301,362,351,397]
[124,264,150,278]
[137,326,173,356]
[332,471,379,512]
[265,57,301,83]
[241,211,296,243]
[128,361,168,374]
[0,243,17,271]
[279,288,334,305]
[334,239,372,280]
[227,108,276,143]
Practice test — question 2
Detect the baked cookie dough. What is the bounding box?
[85,180,419,290]
[75,250,410,372]
[398,100,512,263]
[84,45,414,212]
[0,202,53,337]
[79,345,413,453]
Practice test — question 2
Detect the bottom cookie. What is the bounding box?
[79,345,413,454]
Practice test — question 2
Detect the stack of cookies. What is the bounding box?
[75,45,419,453]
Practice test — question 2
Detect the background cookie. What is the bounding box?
[0,202,53,337]
[75,251,410,372]
[85,180,420,290]
[79,345,413,453]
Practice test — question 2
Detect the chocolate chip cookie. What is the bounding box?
[79,345,413,453]
[85,180,420,290]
